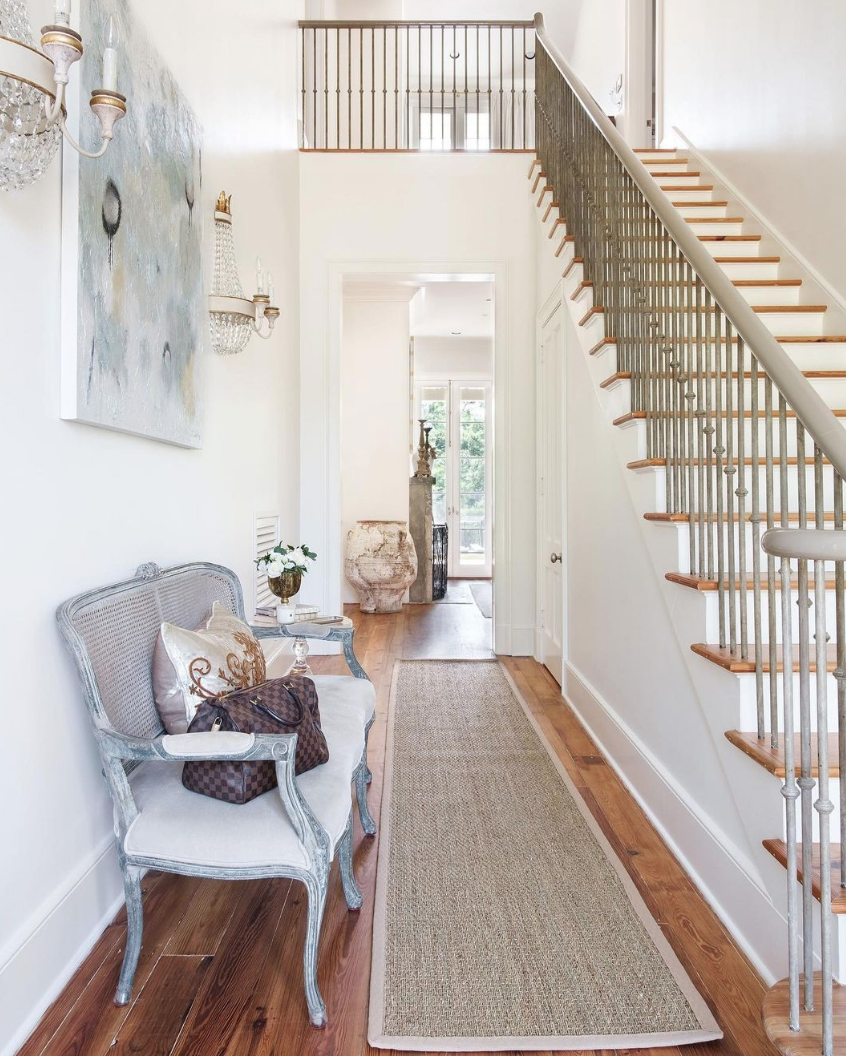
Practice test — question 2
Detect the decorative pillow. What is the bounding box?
[152,602,267,734]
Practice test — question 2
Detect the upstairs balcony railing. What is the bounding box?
[533,11,846,1054]
[298,20,536,152]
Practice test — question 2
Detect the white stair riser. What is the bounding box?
[654,518,839,576]
[687,220,746,236]
[622,418,846,463]
[701,239,763,258]
[607,376,846,413]
[641,155,689,167]
[717,259,781,280]
[662,186,717,203]
[597,343,846,378]
[674,203,730,219]
[738,672,842,734]
[702,587,840,646]
[649,171,704,186]
[641,463,838,518]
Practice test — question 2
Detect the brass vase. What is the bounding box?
[268,569,302,605]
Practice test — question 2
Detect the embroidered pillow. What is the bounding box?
[152,602,267,734]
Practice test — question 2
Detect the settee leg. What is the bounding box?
[114,865,143,1006]
[338,815,363,910]
[303,874,328,1027]
[355,763,377,836]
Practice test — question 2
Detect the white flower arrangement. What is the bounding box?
[256,543,317,579]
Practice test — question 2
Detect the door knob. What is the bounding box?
[550,552,562,564]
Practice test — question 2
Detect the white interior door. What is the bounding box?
[418,379,492,579]
[538,299,564,683]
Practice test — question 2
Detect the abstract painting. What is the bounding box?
[61,0,203,447]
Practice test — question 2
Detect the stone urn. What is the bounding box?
[345,520,418,613]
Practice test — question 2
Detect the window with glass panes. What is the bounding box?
[458,389,486,562]
[420,385,448,524]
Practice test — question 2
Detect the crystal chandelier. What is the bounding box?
[209,192,280,356]
[0,0,127,193]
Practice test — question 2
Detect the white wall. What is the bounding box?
[660,0,846,302]
[0,3,302,1053]
[341,293,413,602]
[299,153,536,653]
[414,335,493,378]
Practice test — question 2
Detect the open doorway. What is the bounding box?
[340,274,494,655]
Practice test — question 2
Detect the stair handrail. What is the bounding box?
[533,11,846,483]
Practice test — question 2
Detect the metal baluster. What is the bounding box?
[794,419,816,1013]
[685,260,696,571]
[780,537,802,1032]
[714,306,726,646]
[836,471,846,888]
[765,373,779,743]
[324,26,329,149]
[499,25,504,149]
[704,289,715,581]
[751,353,765,737]
[737,335,749,660]
[360,27,364,149]
[725,320,738,652]
[301,26,306,148]
[812,442,834,1054]
[313,26,318,148]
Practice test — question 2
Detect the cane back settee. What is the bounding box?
[56,560,377,1027]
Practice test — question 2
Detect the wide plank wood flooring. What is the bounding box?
[18,601,775,1056]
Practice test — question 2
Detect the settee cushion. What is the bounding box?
[310,674,375,727]
[124,704,364,870]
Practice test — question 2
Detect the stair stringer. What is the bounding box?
[530,174,829,985]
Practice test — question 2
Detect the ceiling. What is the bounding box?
[411,280,494,338]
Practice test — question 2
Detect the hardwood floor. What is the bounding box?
[18,602,775,1056]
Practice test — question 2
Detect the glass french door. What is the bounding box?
[418,380,492,578]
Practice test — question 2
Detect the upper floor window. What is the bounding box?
[464,111,491,151]
[420,110,453,151]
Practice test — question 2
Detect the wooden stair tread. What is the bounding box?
[726,731,840,778]
[671,200,729,207]
[649,170,702,177]
[610,371,842,387]
[600,371,631,388]
[562,256,584,278]
[615,409,846,425]
[659,184,714,191]
[638,456,834,466]
[667,571,837,592]
[700,234,761,241]
[714,255,780,263]
[763,973,846,1056]
[588,336,617,356]
[692,642,838,674]
[685,216,746,223]
[646,510,838,524]
[763,840,846,913]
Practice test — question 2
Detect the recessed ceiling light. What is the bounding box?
[451,330,461,335]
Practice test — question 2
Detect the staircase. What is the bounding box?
[531,12,846,1056]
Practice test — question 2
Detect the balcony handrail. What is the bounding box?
[533,11,846,484]
[299,20,536,28]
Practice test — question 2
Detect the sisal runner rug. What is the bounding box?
[369,660,722,1051]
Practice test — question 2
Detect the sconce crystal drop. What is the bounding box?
[0,2,62,192]
[208,191,279,356]
[210,199,252,356]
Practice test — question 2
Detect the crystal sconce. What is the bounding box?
[208,192,280,356]
[0,0,127,192]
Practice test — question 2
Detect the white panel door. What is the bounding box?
[538,301,564,683]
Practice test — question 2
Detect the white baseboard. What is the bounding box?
[0,841,124,1056]
[563,660,788,984]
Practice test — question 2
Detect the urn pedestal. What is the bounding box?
[344,520,418,614]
